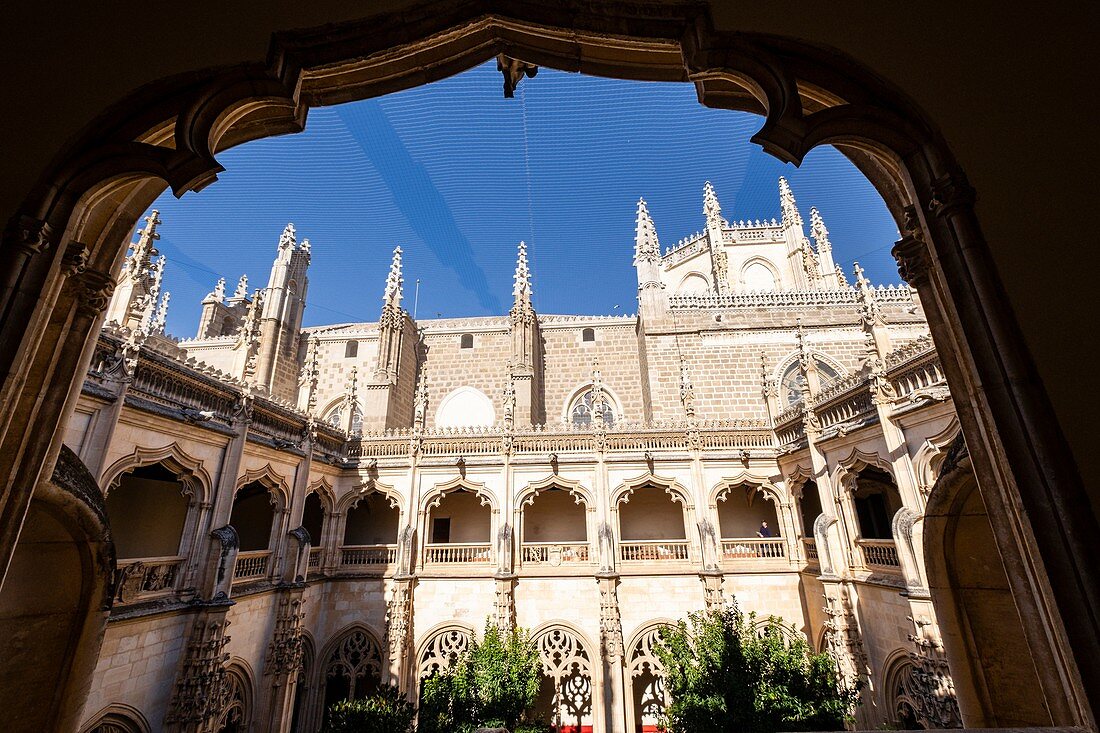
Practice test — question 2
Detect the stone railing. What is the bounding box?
[888,343,947,401]
[307,547,323,571]
[424,543,492,564]
[521,542,592,565]
[858,539,901,569]
[339,545,397,568]
[720,538,786,560]
[802,538,819,563]
[619,540,690,562]
[114,556,185,603]
[233,550,272,582]
[668,285,913,311]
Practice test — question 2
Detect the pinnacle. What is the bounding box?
[513,240,532,302]
[278,223,296,251]
[703,180,721,220]
[383,246,404,307]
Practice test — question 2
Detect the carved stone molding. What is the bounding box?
[68,269,116,318]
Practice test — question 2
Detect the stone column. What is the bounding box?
[195,397,250,599]
[385,577,415,687]
[598,573,627,733]
[164,604,235,733]
[260,591,307,733]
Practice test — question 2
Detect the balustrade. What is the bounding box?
[233,550,271,582]
[424,543,492,564]
[619,540,690,562]
[339,545,397,567]
[802,538,819,562]
[307,547,323,572]
[521,542,591,565]
[858,539,900,568]
[114,556,184,603]
[720,538,786,560]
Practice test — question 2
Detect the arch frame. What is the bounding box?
[518,474,595,509]
[305,475,337,512]
[773,348,848,391]
[738,256,781,291]
[101,442,213,504]
[79,703,152,733]
[421,475,497,514]
[235,462,292,509]
[674,270,712,294]
[612,472,692,510]
[0,2,1092,726]
[339,477,402,513]
[560,380,626,425]
[831,447,897,494]
[709,475,785,508]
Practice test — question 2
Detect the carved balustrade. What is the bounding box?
[339,544,397,568]
[802,538,819,564]
[668,285,914,311]
[857,539,901,569]
[114,555,185,603]
[424,543,492,564]
[618,540,690,562]
[719,538,786,561]
[520,542,592,566]
[233,550,272,582]
[307,547,323,573]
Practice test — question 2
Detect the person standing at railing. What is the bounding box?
[756,521,772,538]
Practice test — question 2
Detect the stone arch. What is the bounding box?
[235,463,292,509]
[880,649,921,729]
[625,620,675,733]
[774,349,846,405]
[80,703,151,733]
[340,479,402,548]
[0,445,114,733]
[231,465,290,554]
[317,625,385,715]
[415,623,474,680]
[218,660,254,732]
[912,417,962,499]
[833,447,898,489]
[711,478,786,542]
[531,622,596,733]
[289,631,316,733]
[338,478,401,514]
[613,473,692,510]
[518,475,594,563]
[306,476,337,512]
[320,397,348,427]
[518,474,594,509]
[740,256,780,291]
[923,436,1050,727]
[0,5,1092,727]
[435,385,494,428]
[422,476,496,514]
[562,380,625,426]
[101,442,212,503]
[675,271,711,294]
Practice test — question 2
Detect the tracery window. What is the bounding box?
[533,627,593,731]
[628,625,669,731]
[216,668,249,733]
[417,627,472,679]
[326,403,363,435]
[323,629,383,709]
[569,388,615,427]
[780,358,841,405]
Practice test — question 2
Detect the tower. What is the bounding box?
[508,241,543,425]
[633,197,665,321]
[254,224,311,400]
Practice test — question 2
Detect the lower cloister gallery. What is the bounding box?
[0,3,1097,733]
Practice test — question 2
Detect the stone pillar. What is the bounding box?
[165,604,235,733]
[260,591,307,733]
[820,580,871,725]
[385,577,415,688]
[493,574,516,631]
[598,573,627,733]
[195,398,250,598]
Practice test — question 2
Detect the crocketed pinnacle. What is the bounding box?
[512,241,532,305]
[278,223,297,252]
[809,206,831,251]
[634,198,660,264]
[382,247,403,310]
[778,177,803,228]
[703,181,722,224]
[128,210,162,275]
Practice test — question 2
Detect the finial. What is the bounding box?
[207,277,226,303]
[703,181,722,224]
[383,246,404,308]
[136,210,162,246]
[300,238,311,254]
[513,241,532,303]
[835,265,849,288]
[779,177,803,228]
[278,223,296,251]
[853,261,871,291]
[233,274,249,299]
[634,197,660,264]
[810,206,831,252]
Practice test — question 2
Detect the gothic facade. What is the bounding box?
[72,179,960,732]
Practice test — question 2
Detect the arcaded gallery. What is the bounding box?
[0,3,1095,733]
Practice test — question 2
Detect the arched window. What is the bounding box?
[617,485,688,562]
[742,260,777,291]
[425,488,492,558]
[343,492,400,546]
[676,272,710,294]
[852,467,903,540]
[325,402,362,435]
[533,627,593,732]
[716,485,781,540]
[436,387,494,428]
[418,627,472,679]
[302,492,325,546]
[779,357,841,405]
[627,626,670,733]
[459,333,473,349]
[344,340,358,358]
[229,482,277,552]
[216,666,251,733]
[568,387,615,427]
[581,327,595,342]
[521,487,590,565]
[798,481,823,537]
[323,629,383,713]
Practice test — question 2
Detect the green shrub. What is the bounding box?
[324,685,415,733]
[653,600,861,733]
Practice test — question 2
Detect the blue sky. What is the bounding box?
[142,60,902,337]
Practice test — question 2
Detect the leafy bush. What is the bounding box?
[653,601,860,733]
[419,620,544,732]
[325,685,415,733]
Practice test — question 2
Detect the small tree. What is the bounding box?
[654,601,860,733]
[419,620,544,732]
[325,684,415,733]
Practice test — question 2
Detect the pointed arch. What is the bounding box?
[518,474,594,509]
[612,472,692,509]
[338,477,401,513]
[101,442,212,502]
[831,447,896,492]
[561,381,626,425]
[675,271,711,294]
[235,463,291,507]
[305,475,337,512]
[421,476,496,513]
[80,704,151,733]
[710,476,785,508]
[415,623,475,680]
[739,257,780,291]
[219,660,255,732]
[913,416,962,497]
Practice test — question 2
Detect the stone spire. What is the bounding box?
[810,206,839,286]
[634,198,660,265]
[413,364,429,432]
[206,277,226,304]
[383,247,403,310]
[779,177,803,229]
[590,358,609,427]
[233,274,249,300]
[795,318,821,396]
[703,181,723,227]
[151,291,170,335]
[342,367,360,435]
[835,266,849,288]
[106,210,167,330]
[278,222,296,252]
[512,241,532,309]
[854,262,891,358]
[237,289,265,391]
[760,350,779,419]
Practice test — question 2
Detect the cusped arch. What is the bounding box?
[415,622,476,679]
[317,623,386,696]
[435,386,495,428]
[913,416,962,498]
[101,443,212,502]
[220,659,255,732]
[235,463,292,507]
[338,477,401,513]
[710,476,786,508]
[531,621,596,677]
[80,703,151,733]
[518,474,594,509]
[421,476,497,513]
[305,476,337,512]
[613,473,692,510]
[831,447,896,492]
